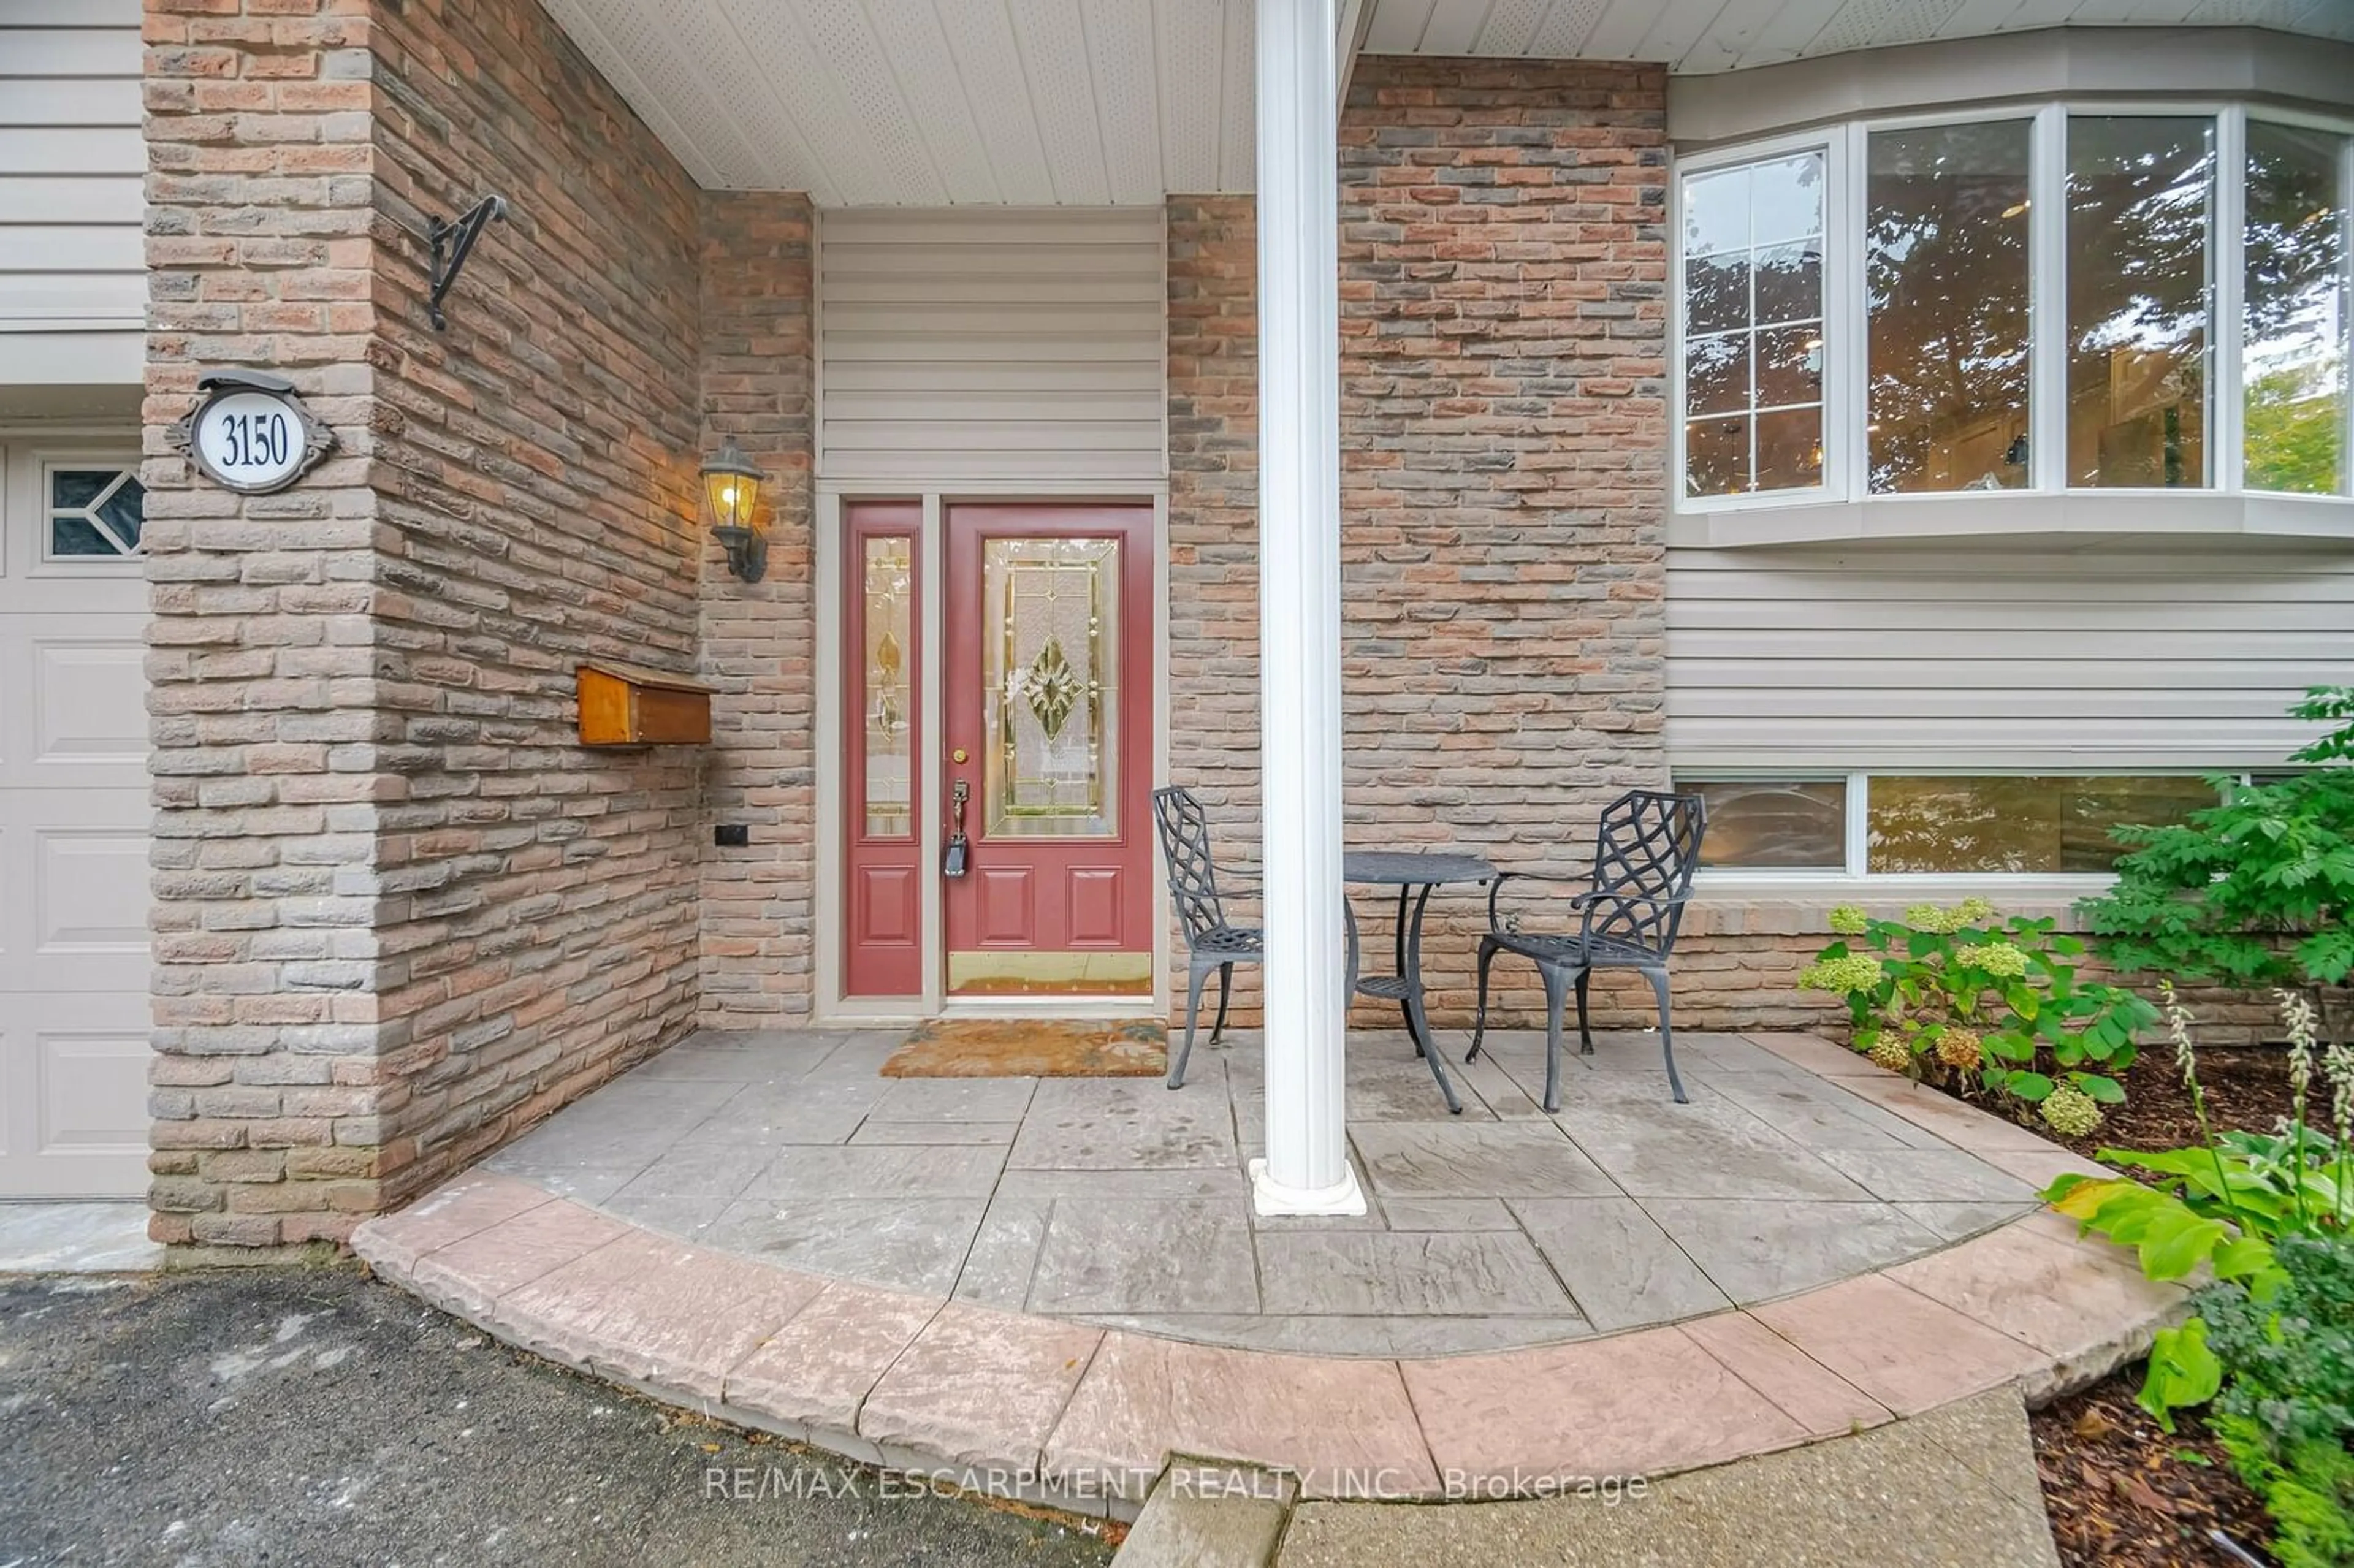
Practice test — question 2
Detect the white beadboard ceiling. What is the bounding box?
[1363,0,2354,73]
[538,0,2354,203]
[536,0,1259,204]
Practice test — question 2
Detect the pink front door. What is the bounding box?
[941,504,1155,997]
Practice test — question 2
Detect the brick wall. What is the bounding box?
[1165,194,1263,1018]
[363,0,706,1203]
[696,192,818,1028]
[143,0,387,1255]
[142,0,712,1255]
[1165,58,1674,1032]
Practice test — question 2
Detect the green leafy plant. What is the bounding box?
[2055,987,2354,1562]
[2078,687,2354,1021]
[2201,1231,2354,1568]
[1800,899,2158,1133]
[2049,985,2350,1436]
[2059,992,2347,1262]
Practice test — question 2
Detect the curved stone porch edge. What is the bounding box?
[350,1036,2187,1520]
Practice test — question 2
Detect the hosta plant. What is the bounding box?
[2048,986,2352,1434]
[1800,899,2158,1133]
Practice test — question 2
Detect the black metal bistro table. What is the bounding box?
[1342,851,1497,1116]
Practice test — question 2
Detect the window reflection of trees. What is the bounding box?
[1867,776,2218,875]
[2244,121,2348,496]
[1689,780,1846,868]
[1683,154,1826,496]
[1686,112,2352,503]
[2066,118,2215,489]
[1867,122,2033,494]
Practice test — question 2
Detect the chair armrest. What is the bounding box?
[1485,869,1596,931]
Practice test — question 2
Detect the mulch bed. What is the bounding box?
[1988,1039,2301,1565]
[2052,1043,2303,1162]
[2033,1376,2276,1567]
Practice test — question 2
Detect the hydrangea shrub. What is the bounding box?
[1800,899,2158,1130]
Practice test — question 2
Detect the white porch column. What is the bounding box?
[1251,0,1361,1217]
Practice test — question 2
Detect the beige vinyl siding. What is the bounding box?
[0,2,144,338]
[1665,545,2354,771]
[816,207,1166,483]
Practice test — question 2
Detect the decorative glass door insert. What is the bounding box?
[981,536,1121,839]
[862,535,913,837]
[843,504,924,997]
[943,506,1154,998]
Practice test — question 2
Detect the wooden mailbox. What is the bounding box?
[576,662,714,747]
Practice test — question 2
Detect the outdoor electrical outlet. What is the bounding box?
[714,824,749,847]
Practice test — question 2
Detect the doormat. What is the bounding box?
[880,1018,1167,1079]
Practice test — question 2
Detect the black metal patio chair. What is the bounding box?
[1466,789,1708,1113]
[1152,786,1262,1090]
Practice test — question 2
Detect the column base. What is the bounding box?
[1249,1155,1367,1217]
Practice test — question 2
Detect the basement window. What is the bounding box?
[1680,774,2224,878]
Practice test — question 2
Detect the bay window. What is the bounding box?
[1677,104,2354,509]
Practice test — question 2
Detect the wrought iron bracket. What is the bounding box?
[426,194,508,330]
[713,524,767,584]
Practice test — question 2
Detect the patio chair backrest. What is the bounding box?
[1152,786,1227,943]
[1585,789,1708,959]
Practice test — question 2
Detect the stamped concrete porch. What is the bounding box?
[473,1027,2052,1356]
[356,1026,2188,1513]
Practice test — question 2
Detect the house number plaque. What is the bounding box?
[166,370,337,495]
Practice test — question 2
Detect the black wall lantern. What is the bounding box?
[701,437,768,583]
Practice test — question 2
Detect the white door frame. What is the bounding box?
[812,478,1171,1027]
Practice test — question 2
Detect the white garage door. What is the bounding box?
[0,440,150,1198]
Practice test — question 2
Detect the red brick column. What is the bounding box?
[143,0,392,1255]
[1338,57,1672,1029]
[143,0,711,1255]
[696,192,818,1027]
[1164,59,1673,1032]
[1165,196,1265,1018]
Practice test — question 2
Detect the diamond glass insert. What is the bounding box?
[1025,636,1081,739]
[47,468,145,559]
[981,536,1121,839]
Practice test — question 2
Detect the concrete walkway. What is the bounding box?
[355,1029,2185,1520]
[1265,1387,2059,1568]
[0,1200,162,1272]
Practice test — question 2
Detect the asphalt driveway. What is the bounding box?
[0,1265,1116,1567]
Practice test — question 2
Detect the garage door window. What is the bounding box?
[45,466,145,560]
